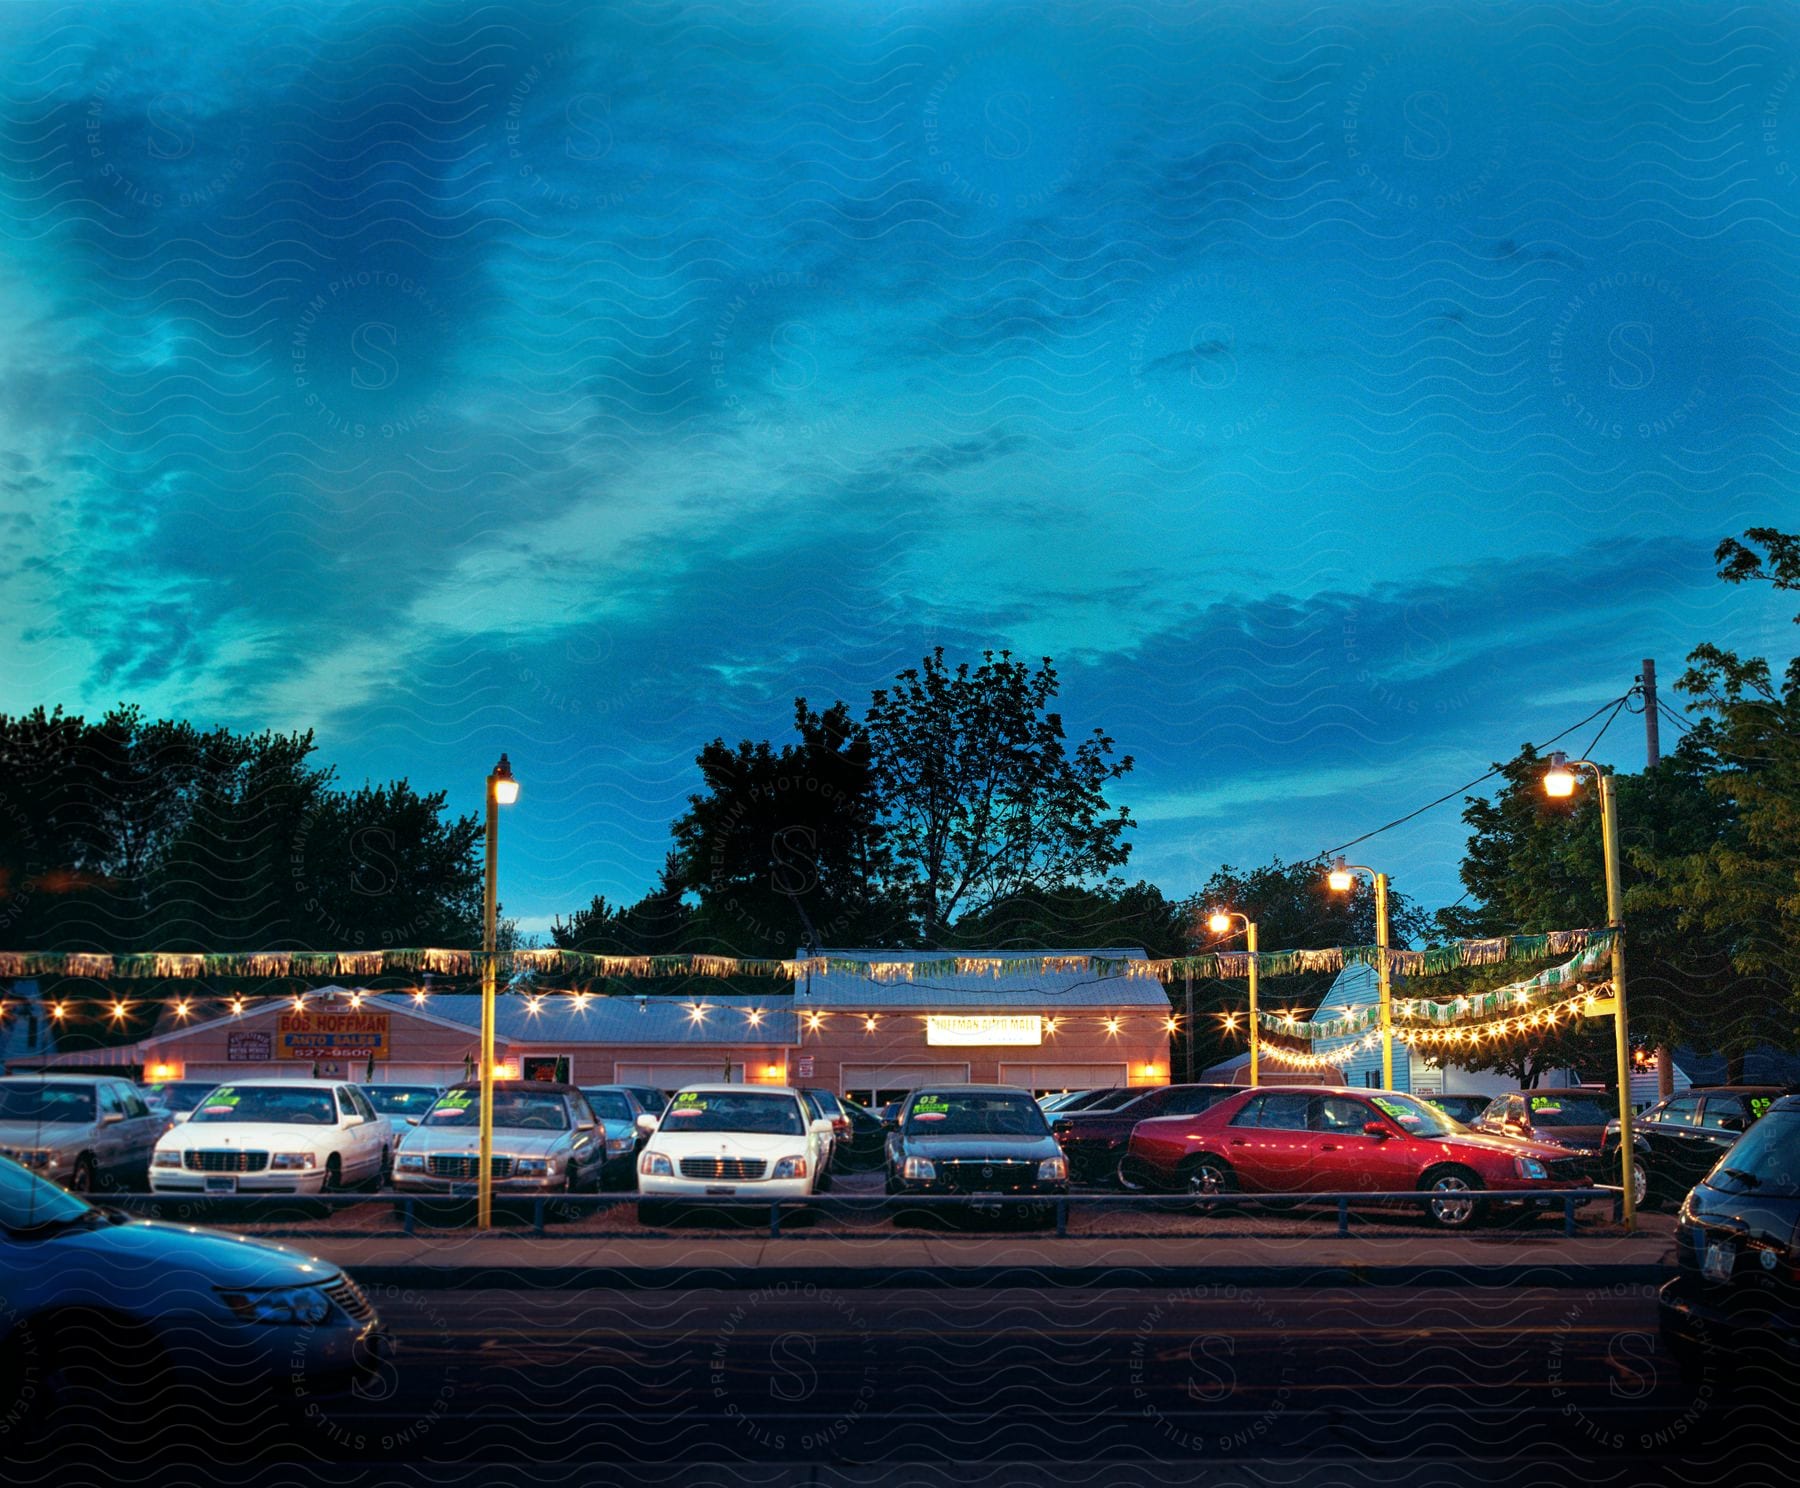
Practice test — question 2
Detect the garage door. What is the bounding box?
[615,1062,746,1087]
[999,1063,1130,1092]
[840,1062,970,1091]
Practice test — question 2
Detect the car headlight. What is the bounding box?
[1514,1156,1548,1180]
[606,1136,634,1153]
[153,1149,182,1169]
[514,1157,553,1177]
[397,1153,426,1171]
[772,1156,808,1179]
[16,1149,53,1170]
[640,1151,673,1177]
[901,1156,936,1181]
[1037,1156,1068,1182]
[270,1152,317,1171]
[217,1285,333,1326]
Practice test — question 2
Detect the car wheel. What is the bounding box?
[1116,1154,1154,1192]
[29,1312,169,1427]
[1421,1165,1486,1228]
[1180,1154,1238,1212]
[322,1154,344,1193]
[65,1155,97,1196]
[1629,1159,1653,1211]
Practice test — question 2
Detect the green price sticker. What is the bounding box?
[1530,1098,1562,1112]
[1371,1097,1414,1124]
[209,1087,240,1106]
[1750,1097,1773,1121]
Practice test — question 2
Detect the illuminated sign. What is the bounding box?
[227,1032,271,1062]
[275,1010,389,1060]
[925,1015,1042,1047]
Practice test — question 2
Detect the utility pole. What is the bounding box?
[1641,659,1675,1102]
[1183,965,1194,1083]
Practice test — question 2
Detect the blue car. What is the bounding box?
[0,1152,388,1433]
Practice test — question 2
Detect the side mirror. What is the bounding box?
[881,1116,899,1131]
[342,1114,365,1127]
[171,1110,189,1125]
[406,1116,421,1127]
[100,1111,124,1126]
[810,1117,835,1135]
[635,1113,659,1135]
[1362,1122,1391,1140]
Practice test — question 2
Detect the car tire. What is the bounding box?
[66,1155,96,1195]
[1420,1165,1486,1229]
[322,1154,344,1193]
[27,1311,169,1431]
[1116,1154,1154,1192]
[1630,1158,1653,1211]
[1179,1154,1238,1212]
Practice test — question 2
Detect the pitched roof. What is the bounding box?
[410,992,796,1046]
[797,947,1170,1009]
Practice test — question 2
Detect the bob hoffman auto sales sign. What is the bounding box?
[924,1015,1042,1047]
[275,1009,389,1061]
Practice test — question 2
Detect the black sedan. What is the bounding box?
[1053,1083,1239,1185]
[1660,1093,1800,1380]
[1421,1093,1495,1126]
[835,1097,889,1170]
[884,1085,1069,1225]
[1601,1085,1791,1210]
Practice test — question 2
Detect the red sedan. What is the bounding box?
[1121,1085,1592,1228]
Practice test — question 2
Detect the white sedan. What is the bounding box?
[150,1079,391,1194]
[635,1085,835,1220]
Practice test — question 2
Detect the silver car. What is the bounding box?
[0,1076,164,1195]
[393,1080,606,1193]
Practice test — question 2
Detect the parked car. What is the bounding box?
[0,1152,387,1433]
[362,1084,445,1123]
[1659,1093,1800,1381]
[619,1085,670,1115]
[0,1075,164,1195]
[884,1085,1069,1225]
[1420,1093,1494,1126]
[1121,1086,1590,1229]
[150,1079,391,1194]
[1044,1087,1138,1117]
[1055,1083,1239,1185]
[393,1081,612,1194]
[635,1085,834,1224]
[577,1085,660,1188]
[835,1098,889,1171]
[800,1087,853,1173]
[1600,1085,1792,1211]
[139,1079,223,1122]
[1471,1088,1614,1153]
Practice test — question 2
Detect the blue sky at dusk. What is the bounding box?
[1,1,1796,938]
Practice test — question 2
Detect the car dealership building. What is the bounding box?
[30,948,1175,1102]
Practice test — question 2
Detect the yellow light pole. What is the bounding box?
[1208,909,1260,1085]
[1327,857,1394,1089]
[478,753,519,1230]
[1544,751,1635,1231]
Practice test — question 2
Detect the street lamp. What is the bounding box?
[478,753,518,1230]
[1208,909,1260,1086]
[1543,750,1636,1230]
[1326,856,1394,1089]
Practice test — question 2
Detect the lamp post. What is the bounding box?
[1207,910,1259,1086]
[1544,750,1635,1231]
[478,753,519,1231]
[1327,857,1394,1089]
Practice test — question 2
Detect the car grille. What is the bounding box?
[185,1150,270,1173]
[938,1160,1038,1192]
[324,1276,376,1324]
[428,1154,513,1179]
[679,1157,767,1181]
[1545,1155,1598,1184]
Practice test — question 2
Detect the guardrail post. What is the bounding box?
[402,1198,414,1236]
[1337,1197,1349,1236]
[533,1198,545,1236]
[1055,1198,1067,1237]
[769,1201,781,1239]
[1564,1194,1577,1238]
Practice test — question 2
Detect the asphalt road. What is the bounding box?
[5,1281,1786,1481]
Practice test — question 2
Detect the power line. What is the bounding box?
[1319,692,1632,859]
[1657,699,1693,735]
[1577,694,1630,763]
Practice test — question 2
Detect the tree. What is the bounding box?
[552,855,696,958]
[865,649,1134,943]
[946,879,1189,956]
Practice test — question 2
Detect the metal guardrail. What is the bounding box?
[95,1187,1623,1240]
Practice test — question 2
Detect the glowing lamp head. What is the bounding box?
[1543,751,1577,799]
[1207,910,1231,935]
[1326,857,1354,893]
[491,753,520,805]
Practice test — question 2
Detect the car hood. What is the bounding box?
[647,1128,808,1159]
[901,1132,1062,1162]
[160,1122,361,1148]
[1529,1125,1606,1151]
[0,1121,93,1149]
[22,1215,341,1291]
[399,1124,570,1155]
[1440,1130,1576,1164]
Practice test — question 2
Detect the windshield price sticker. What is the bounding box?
[1530,1098,1563,1112]
[1371,1097,1419,1126]
[430,1091,473,1119]
[912,1095,950,1121]
[201,1087,241,1114]
[1750,1097,1773,1120]
[671,1094,707,1116]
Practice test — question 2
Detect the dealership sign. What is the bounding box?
[227,1031,272,1061]
[925,1015,1042,1047]
[275,1010,389,1060]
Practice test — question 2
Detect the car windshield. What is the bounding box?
[582,1091,634,1122]
[189,1086,338,1124]
[145,1081,219,1111]
[0,1155,92,1231]
[1369,1093,1456,1138]
[1706,1111,1799,1198]
[0,1084,98,1124]
[659,1091,804,1136]
[1527,1094,1610,1127]
[1082,1089,1138,1112]
[425,1091,570,1130]
[365,1087,440,1114]
[906,1093,1049,1137]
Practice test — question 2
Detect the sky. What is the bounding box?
[1,0,1796,940]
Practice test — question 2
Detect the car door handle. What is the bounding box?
[1228,1138,1248,1147]
[1318,1143,1341,1151]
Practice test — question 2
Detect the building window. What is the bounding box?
[1364,1071,1378,1089]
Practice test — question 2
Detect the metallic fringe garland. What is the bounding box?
[0,928,1614,987]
